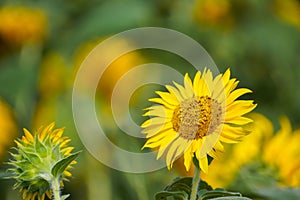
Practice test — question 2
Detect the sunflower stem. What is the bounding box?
[190,164,200,200]
[51,177,61,200]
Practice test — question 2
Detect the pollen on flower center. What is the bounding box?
[171,96,223,140]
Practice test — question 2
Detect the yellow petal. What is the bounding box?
[142,123,173,138]
[143,132,176,149]
[226,88,253,105]
[184,73,194,97]
[144,129,174,145]
[193,71,201,95]
[40,122,55,140]
[166,85,184,101]
[184,144,194,171]
[23,128,34,142]
[143,105,172,118]
[156,133,178,159]
[166,138,182,168]
[219,135,240,143]
[199,155,208,173]
[213,140,224,152]
[225,78,239,96]
[226,101,257,120]
[202,68,214,93]
[149,98,175,109]
[59,138,71,148]
[226,117,253,125]
[222,124,250,136]
[211,74,226,100]
[198,75,210,96]
[222,68,231,85]
[173,81,189,99]
[156,91,179,106]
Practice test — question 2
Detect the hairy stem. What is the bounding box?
[51,177,61,200]
[190,166,200,200]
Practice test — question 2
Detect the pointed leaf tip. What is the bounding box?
[51,151,81,178]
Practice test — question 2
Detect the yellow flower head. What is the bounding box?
[263,116,300,187]
[0,6,47,45]
[202,113,300,188]
[8,123,78,200]
[141,68,256,173]
[201,113,273,188]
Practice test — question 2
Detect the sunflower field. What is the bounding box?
[1,0,300,200]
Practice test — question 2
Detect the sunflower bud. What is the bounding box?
[8,122,80,200]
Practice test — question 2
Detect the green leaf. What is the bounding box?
[198,189,242,200]
[155,177,213,200]
[164,177,211,192]
[51,151,80,178]
[164,177,192,194]
[209,197,252,200]
[155,191,188,200]
[61,194,70,200]
[228,161,300,199]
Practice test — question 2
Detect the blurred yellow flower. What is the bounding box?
[73,38,145,100]
[141,68,256,173]
[0,6,47,45]
[202,113,300,188]
[273,0,300,28]
[193,0,233,29]
[0,98,17,161]
[263,116,300,187]
[201,113,273,188]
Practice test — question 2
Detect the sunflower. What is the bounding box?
[141,68,256,173]
[201,113,273,188]
[263,116,300,187]
[202,113,300,189]
[8,123,78,200]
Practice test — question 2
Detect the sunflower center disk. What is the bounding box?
[171,96,223,140]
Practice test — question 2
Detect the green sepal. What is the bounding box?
[51,144,60,161]
[18,148,42,164]
[19,146,36,154]
[37,180,50,195]
[17,170,37,181]
[27,179,48,193]
[51,151,80,178]
[34,135,47,157]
